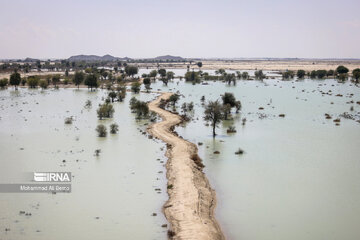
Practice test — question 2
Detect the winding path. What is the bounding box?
[147,92,224,240]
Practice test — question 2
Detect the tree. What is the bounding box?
[143,77,151,92]
[352,68,360,83]
[110,123,119,134]
[327,70,334,77]
[225,73,236,85]
[149,70,157,81]
[39,80,48,89]
[296,70,305,79]
[85,74,99,91]
[0,78,8,88]
[125,65,138,77]
[96,124,107,137]
[52,74,60,87]
[27,76,40,88]
[129,97,149,119]
[254,70,266,80]
[158,69,167,79]
[166,71,175,81]
[184,71,200,82]
[336,65,349,75]
[204,100,224,137]
[73,71,84,89]
[310,70,317,79]
[10,71,21,89]
[316,70,327,79]
[97,103,115,119]
[197,62,203,71]
[241,72,249,80]
[108,91,117,102]
[131,82,141,93]
[169,94,180,105]
[222,92,236,107]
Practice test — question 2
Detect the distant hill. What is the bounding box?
[24,57,40,62]
[68,54,130,62]
[154,55,184,61]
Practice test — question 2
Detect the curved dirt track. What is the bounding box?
[147,92,224,240]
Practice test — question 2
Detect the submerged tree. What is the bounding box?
[352,68,360,83]
[73,71,84,89]
[296,69,305,79]
[143,77,151,92]
[110,123,119,134]
[97,103,115,119]
[85,74,99,91]
[52,74,60,87]
[0,78,8,88]
[10,71,21,90]
[204,100,224,137]
[131,82,141,93]
[96,124,107,137]
[254,70,266,80]
[129,97,149,119]
[125,65,139,77]
[27,76,40,88]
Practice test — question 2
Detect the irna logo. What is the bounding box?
[33,172,71,182]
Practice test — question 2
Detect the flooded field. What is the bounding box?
[1,71,360,240]
[148,76,360,240]
[0,89,168,240]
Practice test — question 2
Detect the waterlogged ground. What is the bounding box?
[0,88,168,240]
[148,76,360,240]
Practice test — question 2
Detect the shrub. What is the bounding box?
[169,94,180,105]
[64,117,73,124]
[84,100,92,108]
[0,78,8,88]
[190,153,204,168]
[235,148,244,155]
[227,126,237,133]
[131,82,141,93]
[110,123,119,134]
[39,79,48,89]
[27,76,39,88]
[96,124,107,137]
[97,103,115,119]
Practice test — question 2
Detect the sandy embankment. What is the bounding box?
[147,93,224,240]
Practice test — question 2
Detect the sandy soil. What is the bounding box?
[147,93,224,240]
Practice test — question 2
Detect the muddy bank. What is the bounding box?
[147,93,224,240]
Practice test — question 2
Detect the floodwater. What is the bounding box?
[148,76,360,240]
[0,88,168,240]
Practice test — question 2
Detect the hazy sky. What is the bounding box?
[1,0,359,59]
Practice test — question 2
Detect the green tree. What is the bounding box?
[96,124,107,137]
[108,91,117,102]
[149,70,157,80]
[125,65,138,77]
[166,71,175,80]
[204,100,224,137]
[73,71,84,89]
[52,74,60,87]
[296,70,306,78]
[316,70,327,79]
[169,94,180,105]
[110,123,119,134]
[158,69,167,78]
[10,71,21,89]
[184,71,200,82]
[84,74,99,91]
[336,65,349,75]
[27,76,40,88]
[131,82,141,93]
[197,62,203,71]
[39,79,48,89]
[97,103,115,119]
[143,77,151,92]
[254,70,266,80]
[0,78,8,88]
[352,68,360,83]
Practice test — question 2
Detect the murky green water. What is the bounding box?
[0,88,168,240]
[149,76,360,240]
